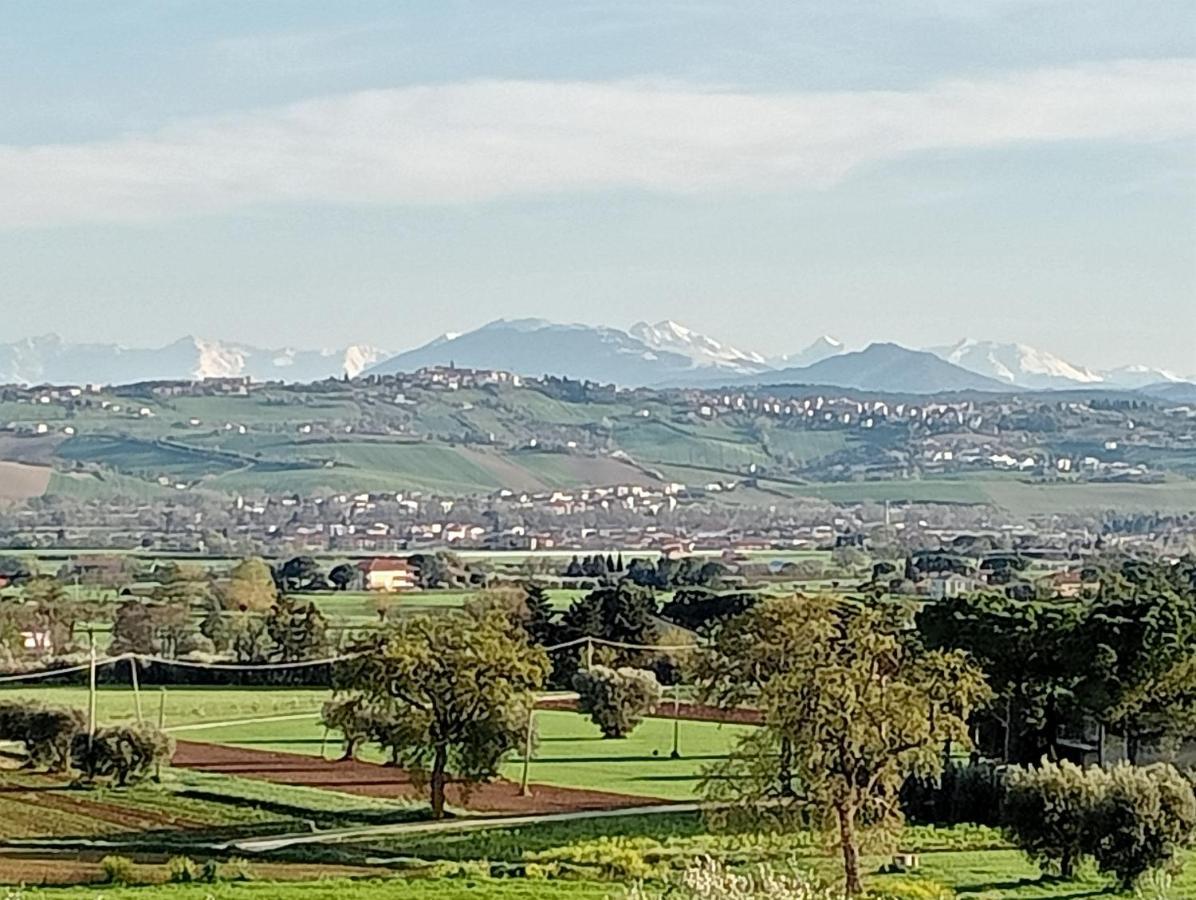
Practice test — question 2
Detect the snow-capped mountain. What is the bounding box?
[746,343,1010,393]
[1099,364,1185,390]
[928,339,1191,391]
[930,339,1103,390]
[628,320,771,375]
[769,336,846,369]
[0,335,388,386]
[368,318,708,385]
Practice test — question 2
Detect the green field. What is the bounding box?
[169,708,746,802]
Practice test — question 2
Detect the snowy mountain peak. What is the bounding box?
[931,339,1104,389]
[770,335,846,369]
[628,320,769,372]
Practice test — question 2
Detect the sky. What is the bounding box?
[0,1,1193,373]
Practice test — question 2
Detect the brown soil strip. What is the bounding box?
[173,741,661,815]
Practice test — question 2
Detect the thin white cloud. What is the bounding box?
[1,59,1192,227]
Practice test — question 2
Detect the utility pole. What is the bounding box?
[87,628,97,749]
[155,688,167,781]
[670,685,681,760]
[129,656,143,724]
[519,706,535,797]
[584,638,593,671]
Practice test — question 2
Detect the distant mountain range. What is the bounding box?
[4,322,1190,396]
[0,335,388,385]
[367,319,1192,394]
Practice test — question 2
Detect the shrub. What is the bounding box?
[224,857,253,881]
[572,665,662,738]
[200,859,221,883]
[99,855,137,885]
[166,856,199,883]
[872,878,956,900]
[1090,763,1196,889]
[1003,760,1100,878]
[0,700,84,772]
[621,856,843,900]
[72,723,175,786]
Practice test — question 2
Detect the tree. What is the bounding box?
[522,583,556,646]
[229,613,272,663]
[918,592,1087,763]
[219,558,278,612]
[72,724,174,786]
[573,666,662,738]
[265,595,329,662]
[278,556,324,592]
[334,608,548,818]
[697,595,989,895]
[1091,763,1196,889]
[1080,561,1196,760]
[1003,760,1100,879]
[559,583,659,659]
[0,700,83,772]
[329,563,358,592]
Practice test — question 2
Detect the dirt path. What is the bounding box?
[173,741,662,815]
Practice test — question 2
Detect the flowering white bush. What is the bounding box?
[620,855,845,900]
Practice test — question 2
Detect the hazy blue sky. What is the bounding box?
[1,1,1193,372]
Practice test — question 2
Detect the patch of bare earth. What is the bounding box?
[173,741,661,814]
[0,461,51,499]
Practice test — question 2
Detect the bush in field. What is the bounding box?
[0,700,83,772]
[622,856,843,900]
[72,724,174,786]
[1089,763,1196,889]
[166,856,199,883]
[1004,760,1196,888]
[872,879,956,900]
[99,855,137,885]
[1003,760,1101,879]
[572,665,662,738]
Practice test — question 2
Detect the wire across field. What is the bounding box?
[0,686,750,802]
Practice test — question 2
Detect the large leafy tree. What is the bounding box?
[917,591,1087,763]
[335,608,548,818]
[265,595,330,662]
[1080,559,1196,759]
[219,557,278,612]
[698,595,989,895]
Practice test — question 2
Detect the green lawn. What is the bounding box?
[0,688,747,801]
[2,686,328,730]
[161,708,749,802]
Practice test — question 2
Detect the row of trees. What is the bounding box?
[0,699,172,786]
[918,557,1196,763]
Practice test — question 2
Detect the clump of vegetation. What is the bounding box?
[333,606,549,818]
[0,700,83,772]
[99,855,137,885]
[872,879,956,900]
[1003,760,1196,889]
[695,594,990,895]
[166,855,199,883]
[573,665,662,739]
[622,856,842,900]
[1092,762,1196,889]
[1003,760,1098,879]
[72,723,174,786]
